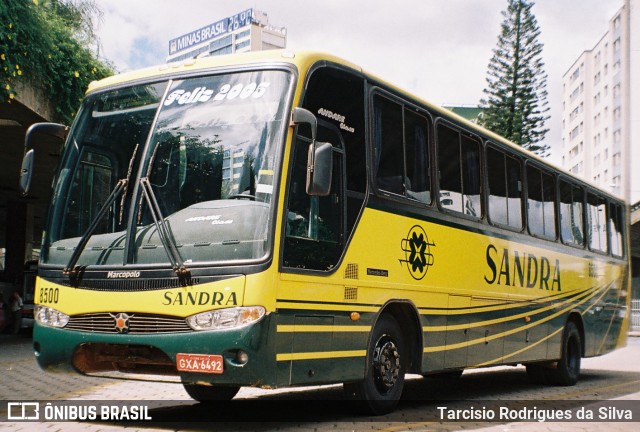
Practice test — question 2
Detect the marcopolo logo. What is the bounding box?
[400,225,435,280]
[107,271,141,279]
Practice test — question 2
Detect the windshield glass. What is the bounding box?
[42,70,292,268]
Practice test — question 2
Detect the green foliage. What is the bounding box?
[479,0,550,156]
[0,0,113,124]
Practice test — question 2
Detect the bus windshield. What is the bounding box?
[42,70,292,268]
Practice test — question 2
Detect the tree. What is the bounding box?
[479,0,550,156]
[0,0,113,123]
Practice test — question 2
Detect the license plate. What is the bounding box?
[176,353,224,374]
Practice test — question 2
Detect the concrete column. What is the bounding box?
[3,201,33,287]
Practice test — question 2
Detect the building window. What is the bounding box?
[569,126,580,141]
[235,40,251,50]
[613,152,621,166]
[569,86,580,102]
[613,83,621,98]
[570,67,580,82]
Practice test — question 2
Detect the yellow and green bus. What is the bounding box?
[24,51,630,414]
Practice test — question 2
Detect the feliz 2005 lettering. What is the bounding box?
[164,82,270,106]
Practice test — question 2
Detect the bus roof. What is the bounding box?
[86,49,622,204]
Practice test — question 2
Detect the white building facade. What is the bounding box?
[166,9,286,63]
[561,0,639,204]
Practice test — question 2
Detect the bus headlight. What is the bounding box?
[34,305,69,328]
[186,306,266,331]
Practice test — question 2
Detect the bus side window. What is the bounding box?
[404,109,431,204]
[437,123,481,217]
[373,95,404,195]
[587,193,607,252]
[300,66,365,241]
[559,180,584,246]
[487,145,522,229]
[283,127,344,271]
[526,165,556,238]
[608,202,624,257]
[372,94,432,203]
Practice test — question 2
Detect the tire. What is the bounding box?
[344,314,406,415]
[546,321,582,386]
[183,383,241,402]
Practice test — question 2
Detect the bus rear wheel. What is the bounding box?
[344,314,406,415]
[546,321,582,386]
[182,383,241,402]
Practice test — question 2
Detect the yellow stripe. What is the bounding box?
[258,169,274,175]
[423,282,609,354]
[422,287,594,332]
[277,325,371,333]
[471,326,563,368]
[469,281,615,367]
[276,350,366,361]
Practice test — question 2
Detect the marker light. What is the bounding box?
[34,305,69,328]
[186,306,266,331]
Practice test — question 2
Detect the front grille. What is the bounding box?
[66,312,191,334]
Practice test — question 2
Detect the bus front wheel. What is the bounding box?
[344,314,406,415]
[182,383,241,402]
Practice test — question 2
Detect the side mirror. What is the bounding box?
[19,149,35,195]
[291,107,333,196]
[306,142,333,196]
[291,107,317,142]
[20,122,68,195]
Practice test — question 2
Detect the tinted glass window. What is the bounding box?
[608,202,624,257]
[404,109,431,204]
[559,180,584,246]
[527,165,556,238]
[437,124,481,217]
[487,146,522,229]
[302,67,365,242]
[587,193,607,252]
[373,96,404,194]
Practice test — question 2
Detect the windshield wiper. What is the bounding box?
[139,177,190,277]
[64,178,128,277]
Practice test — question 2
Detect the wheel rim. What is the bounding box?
[372,335,401,393]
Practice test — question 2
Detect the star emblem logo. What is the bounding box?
[110,312,133,334]
[400,225,435,280]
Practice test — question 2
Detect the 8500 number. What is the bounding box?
[39,287,59,304]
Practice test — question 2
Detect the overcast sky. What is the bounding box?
[92,0,624,164]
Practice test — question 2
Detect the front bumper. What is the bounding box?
[33,313,276,387]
